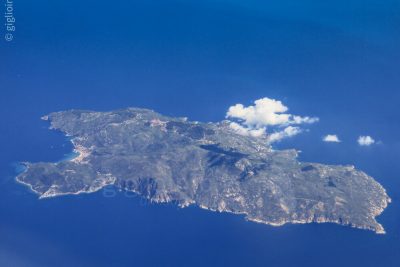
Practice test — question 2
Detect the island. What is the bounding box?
[16,108,391,233]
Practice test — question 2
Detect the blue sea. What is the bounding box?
[1,0,399,266]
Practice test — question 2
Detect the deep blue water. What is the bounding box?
[1,0,400,266]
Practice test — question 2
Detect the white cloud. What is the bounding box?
[267,126,302,143]
[226,97,318,143]
[323,134,341,143]
[228,122,266,137]
[226,97,319,128]
[292,115,319,124]
[358,136,375,146]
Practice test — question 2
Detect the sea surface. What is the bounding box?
[1,1,400,266]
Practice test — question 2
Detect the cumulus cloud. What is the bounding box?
[358,136,375,146]
[266,126,302,143]
[226,97,319,128]
[323,134,341,143]
[228,122,266,137]
[291,115,319,124]
[226,97,318,143]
